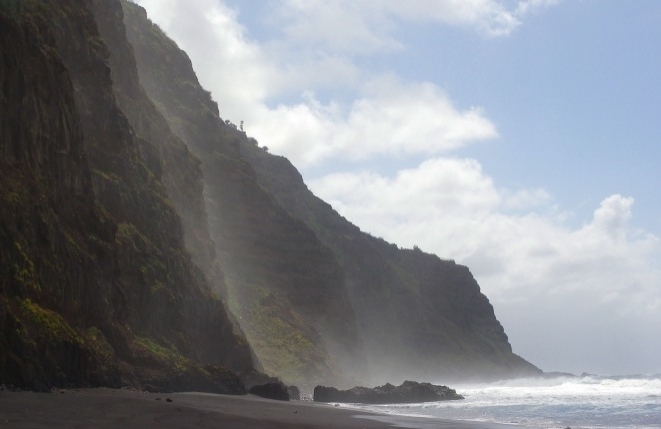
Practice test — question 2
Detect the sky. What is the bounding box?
[132,0,661,376]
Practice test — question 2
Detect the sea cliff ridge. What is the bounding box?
[0,0,540,393]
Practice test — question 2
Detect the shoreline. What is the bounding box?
[0,388,520,429]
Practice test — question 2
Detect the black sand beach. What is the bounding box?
[0,388,515,429]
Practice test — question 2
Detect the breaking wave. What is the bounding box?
[343,374,661,428]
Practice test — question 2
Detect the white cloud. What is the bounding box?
[515,0,562,17]
[275,0,562,48]
[274,1,401,54]
[312,157,499,221]
[502,188,554,210]
[591,194,633,241]
[134,0,274,108]
[251,77,498,166]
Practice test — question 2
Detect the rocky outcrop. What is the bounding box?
[248,382,290,401]
[313,381,464,404]
[287,385,302,401]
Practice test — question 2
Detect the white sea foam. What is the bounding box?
[341,375,661,429]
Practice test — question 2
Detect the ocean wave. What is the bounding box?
[348,374,661,429]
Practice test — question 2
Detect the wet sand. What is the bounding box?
[0,388,515,428]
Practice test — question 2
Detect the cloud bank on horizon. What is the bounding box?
[133,0,661,375]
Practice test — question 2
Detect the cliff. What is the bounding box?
[89,0,225,299]
[121,1,367,387]
[1,0,539,392]
[121,1,540,386]
[0,0,253,392]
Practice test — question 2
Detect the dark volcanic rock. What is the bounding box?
[287,385,301,401]
[248,382,290,401]
[313,381,464,404]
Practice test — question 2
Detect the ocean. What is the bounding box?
[340,375,661,429]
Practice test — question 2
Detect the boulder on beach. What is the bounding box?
[313,380,464,404]
[287,385,301,400]
[248,382,290,401]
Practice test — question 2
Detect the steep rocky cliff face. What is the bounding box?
[122,1,367,387]
[1,1,120,389]
[121,1,540,385]
[1,0,539,391]
[89,0,226,300]
[0,0,253,392]
[241,138,540,383]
